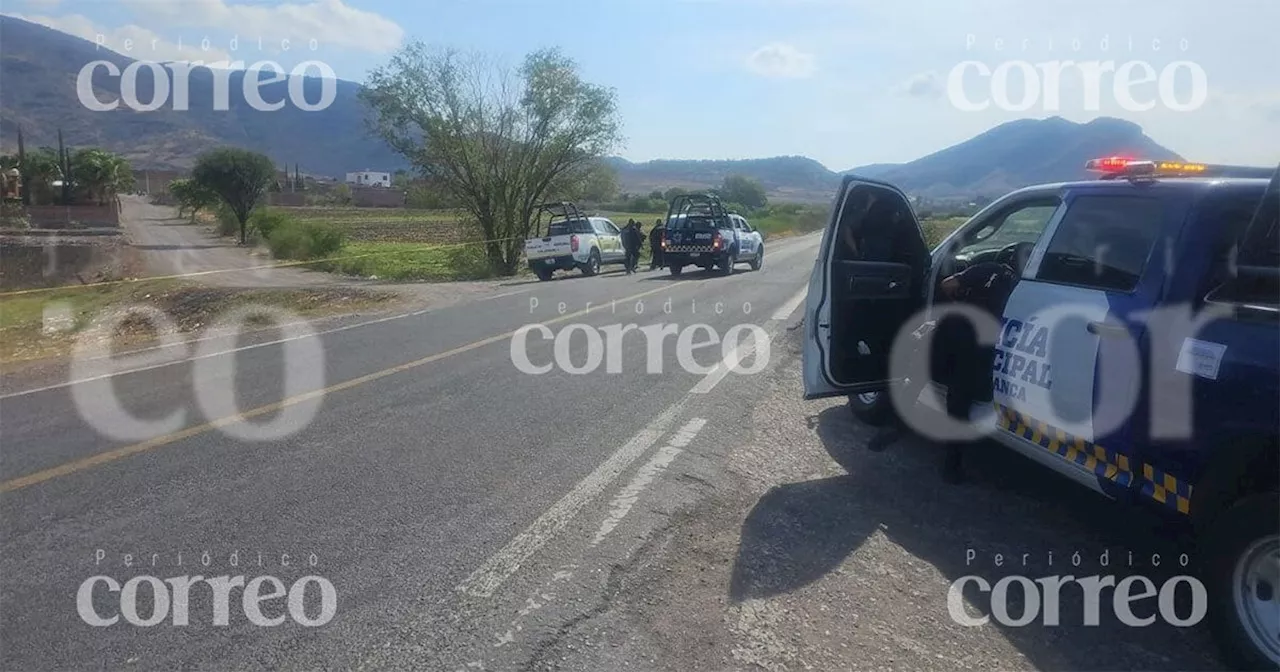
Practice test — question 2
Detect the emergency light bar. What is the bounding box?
[1085,157,1274,179]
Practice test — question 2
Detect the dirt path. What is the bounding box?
[118,195,347,288]
[116,195,526,307]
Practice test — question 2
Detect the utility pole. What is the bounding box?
[17,126,28,205]
[57,129,70,205]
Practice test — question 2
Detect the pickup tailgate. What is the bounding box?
[525,235,572,260]
[666,226,717,251]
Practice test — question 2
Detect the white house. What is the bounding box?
[344,170,392,188]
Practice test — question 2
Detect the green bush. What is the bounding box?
[214,203,240,237]
[266,219,346,261]
[249,209,292,239]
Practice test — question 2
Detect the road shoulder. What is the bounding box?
[528,326,1224,671]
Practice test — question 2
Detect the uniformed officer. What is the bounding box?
[649,219,665,270]
[866,260,1019,484]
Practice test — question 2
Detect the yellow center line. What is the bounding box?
[0,283,679,494]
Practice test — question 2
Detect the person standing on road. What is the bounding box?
[865,260,1019,484]
[622,220,643,274]
[649,219,665,270]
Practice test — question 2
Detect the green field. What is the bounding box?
[263,205,968,282]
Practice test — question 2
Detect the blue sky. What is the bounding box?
[7,0,1279,169]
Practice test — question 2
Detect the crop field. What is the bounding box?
[275,207,476,244]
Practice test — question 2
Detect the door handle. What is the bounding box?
[1087,321,1127,337]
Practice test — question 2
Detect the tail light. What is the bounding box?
[570,234,579,252]
[712,233,722,250]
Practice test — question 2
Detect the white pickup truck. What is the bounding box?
[524,202,626,281]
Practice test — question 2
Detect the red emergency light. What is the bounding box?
[1086,157,1213,177]
[1086,156,1136,172]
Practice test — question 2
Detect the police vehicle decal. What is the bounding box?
[996,404,1193,514]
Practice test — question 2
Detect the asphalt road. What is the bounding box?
[0,232,825,670]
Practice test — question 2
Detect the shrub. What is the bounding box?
[266,219,346,261]
[249,209,293,240]
[214,203,241,237]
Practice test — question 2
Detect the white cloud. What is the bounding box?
[744,42,816,79]
[895,71,943,98]
[6,12,233,62]
[120,0,404,54]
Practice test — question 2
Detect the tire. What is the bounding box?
[580,250,601,277]
[848,391,895,426]
[669,265,683,277]
[535,268,554,282]
[749,246,763,271]
[1205,492,1280,671]
[718,254,733,275]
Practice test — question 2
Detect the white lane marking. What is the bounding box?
[0,307,436,400]
[0,282,641,400]
[454,403,685,598]
[771,286,808,322]
[591,418,706,546]
[691,328,762,395]
[456,297,800,599]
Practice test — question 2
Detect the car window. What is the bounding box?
[604,220,621,235]
[547,219,593,236]
[1035,195,1165,293]
[957,199,1061,257]
[1196,191,1267,298]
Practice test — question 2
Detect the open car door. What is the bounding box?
[803,176,931,400]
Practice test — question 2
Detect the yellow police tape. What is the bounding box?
[0,235,527,298]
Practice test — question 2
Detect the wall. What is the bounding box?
[268,192,308,207]
[25,204,121,228]
[351,186,406,208]
[0,233,131,290]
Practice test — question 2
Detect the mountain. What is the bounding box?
[1,16,1185,199]
[846,116,1182,199]
[606,155,838,202]
[0,15,407,176]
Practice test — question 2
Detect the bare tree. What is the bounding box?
[361,43,622,274]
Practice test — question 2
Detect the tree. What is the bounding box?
[20,148,63,205]
[168,177,219,219]
[720,174,768,209]
[191,148,277,244]
[361,43,622,274]
[551,160,618,203]
[662,186,687,202]
[330,183,353,206]
[70,148,134,206]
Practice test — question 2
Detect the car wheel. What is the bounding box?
[1206,492,1280,671]
[669,265,683,276]
[848,391,895,426]
[535,268,553,282]
[718,255,733,275]
[581,250,601,277]
[750,246,763,271]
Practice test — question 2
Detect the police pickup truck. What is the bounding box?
[524,202,626,281]
[662,193,764,276]
[803,157,1280,670]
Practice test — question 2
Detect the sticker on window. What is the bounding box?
[1175,338,1227,380]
